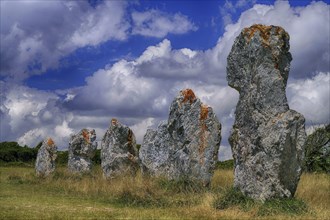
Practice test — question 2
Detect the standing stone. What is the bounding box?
[68,129,97,173]
[101,119,139,178]
[227,24,306,201]
[35,138,57,177]
[139,89,221,186]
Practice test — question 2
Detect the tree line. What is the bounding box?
[0,141,101,166]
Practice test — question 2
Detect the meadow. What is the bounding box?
[0,166,329,220]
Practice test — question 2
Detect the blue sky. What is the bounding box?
[1,0,329,160]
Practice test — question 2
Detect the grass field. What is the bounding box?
[0,166,329,219]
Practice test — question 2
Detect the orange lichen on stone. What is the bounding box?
[243,24,289,69]
[200,104,209,121]
[111,118,118,126]
[199,105,209,165]
[243,24,272,46]
[181,89,196,104]
[127,153,136,162]
[127,129,133,144]
[274,26,289,40]
[47,138,54,146]
[243,24,288,47]
[82,129,90,143]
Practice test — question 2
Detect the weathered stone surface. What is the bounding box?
[101,119,139,178]
[68,129,97,173]
[35,138,57,177]
[227,24,306,201]
[139,89,221,185]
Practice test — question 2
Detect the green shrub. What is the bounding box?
[0,142,38,164]
[55,151,68,165]
[92,149,101,165]
[136,144,141,151]
[304,124,330,173]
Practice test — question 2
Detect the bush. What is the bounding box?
[92,149,101,165]
[56,151,68,165]
[0,142,38,164]
[304,124,330,173]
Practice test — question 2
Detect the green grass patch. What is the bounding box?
[114,188,167,208]
[213,187,309,217]
[213,187,255,210]
[258,198,308,216]
[0,166,327,219]
[157,177,206,193]
[215,159,234,170]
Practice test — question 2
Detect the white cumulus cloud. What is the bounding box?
[0,1,196,80]
[287,72,330,124]
[1,0,329,161]
[132,9,197,38]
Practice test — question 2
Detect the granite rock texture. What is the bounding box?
[227,24,306,201]
[68,129,97,173]
[35,138,57,177]
[139,89,221,185]
[101,119,139,178]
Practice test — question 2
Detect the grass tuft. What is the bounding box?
[258,198,308,216]
[157,177,206,193]
[213,187,255,210]
[7,175,24,184]
[114,188,167,208]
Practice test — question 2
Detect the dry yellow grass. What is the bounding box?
[0,166,329,219]
[295,172,330,219]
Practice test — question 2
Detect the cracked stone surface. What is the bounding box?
[35,138,57,177]
[139,89,221,185]
[227,24,306,201]
[101,119,139,178]
[68,129,97,173]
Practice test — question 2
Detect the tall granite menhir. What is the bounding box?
[68,129,97,173]
[101,119,139,178]
[35,138,57,177]
[227,24,306,201]
[139,89,221,186]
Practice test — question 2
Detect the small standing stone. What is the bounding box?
[68,129,97,173]
[35,138,57,177]
[101,119,139,178]
[139,89,221,186]
[227,24,306,201]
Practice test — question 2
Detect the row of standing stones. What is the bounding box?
[36,88,221,186]
[35,24,306,202]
